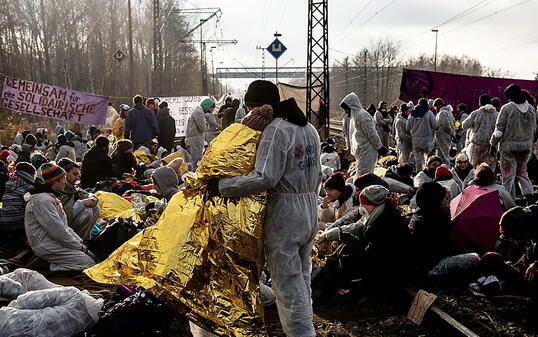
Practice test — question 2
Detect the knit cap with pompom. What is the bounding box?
[241,104,274,131]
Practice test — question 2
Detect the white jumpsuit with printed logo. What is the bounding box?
[219,118,321,337]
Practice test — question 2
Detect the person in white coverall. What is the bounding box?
[211,80,321,337]
[490,84,536,200]
[185,98,215,168]
[407,98,437,171]
[433,98,455,164]
[462,94,499,168]
[340,93,386,175]
[394,103,413,164]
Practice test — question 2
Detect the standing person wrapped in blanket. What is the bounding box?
[210,80,322,337]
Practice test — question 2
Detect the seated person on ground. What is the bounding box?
[314,185,411,296]
[469,163,515,211]
[409,182,458,277]
[57,158,100,240]
[318,172,355,226]
[434,165,461,199]
[25,163,95,271]
[414,155,443,188]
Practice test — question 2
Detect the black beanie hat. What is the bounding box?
[416,182,446,210]
[504,84,526,104]
[324,172,346,192]
[244,80,280,107]
[353,173,389,190]
[95,136,110,149]
[479,94,491,106]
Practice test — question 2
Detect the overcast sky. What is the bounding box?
[181,0,538,92]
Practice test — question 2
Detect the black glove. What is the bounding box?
[377,146,388,156]
[489,146,497,157]
[206,178,221,197]
[450,135,457,143]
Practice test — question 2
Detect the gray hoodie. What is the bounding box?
[152,166,179,202]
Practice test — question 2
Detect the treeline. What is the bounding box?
[0,0,215,143]
[328,38,513,112]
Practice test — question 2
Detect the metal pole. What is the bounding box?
[210,46,216,94]
[363,49,367,102]
[128,0,134,95]
[432,29,439,71]
[200,21,204,93]
[276,58,278,84]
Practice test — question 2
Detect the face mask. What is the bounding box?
[359,205,369,218]
[427,167,437,177]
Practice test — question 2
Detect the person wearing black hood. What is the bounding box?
[156,101,176,152]
[409,182,456,276]
[490,84,536,201]
[213,80,320,336]
[407,98,437,171]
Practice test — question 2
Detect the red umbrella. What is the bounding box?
[450,185,503,252]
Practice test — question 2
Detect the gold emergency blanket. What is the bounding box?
[86,124,268,337]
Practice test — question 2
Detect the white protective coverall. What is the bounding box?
[374,109,393,147]
[219,118,321,337]
[204,112,222,144]
[341,93,382,175]
[406,106,437,171]
[24,193,95,271]
[490,101,537,197]
[394,113,412,164]
[234,107,246,123]
[462,104,498,168]
[435,106,455,164]
[185,105,207,168]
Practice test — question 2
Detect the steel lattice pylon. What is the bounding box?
[306,0,329,136]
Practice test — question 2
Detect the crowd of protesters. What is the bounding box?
[0,82,537,336]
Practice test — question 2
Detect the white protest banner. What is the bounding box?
[1,76,108,125]
[157,96,208,137]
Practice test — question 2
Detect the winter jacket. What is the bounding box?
[320,152,341,171]
[407,106,437,150]
[125,103,160,144]
[55,144,76,163]
[490,101,537,153]
[0,173,34,231]
[80,147,113,188]
[156,108,176,152]
[409,207,455,273]
[327,202,411,284]
[463,104,498,147]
